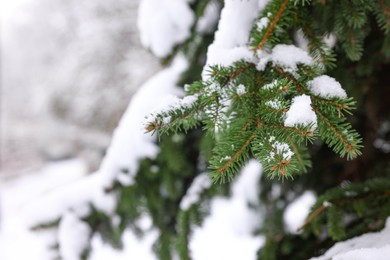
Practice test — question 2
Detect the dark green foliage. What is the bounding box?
[303,178,390,240]
[148,0,389,258]
[144,0,390,183]
[34,1,390,259]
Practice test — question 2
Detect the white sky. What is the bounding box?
[0,0,31,19]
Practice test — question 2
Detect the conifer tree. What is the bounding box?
[30,0,390,259]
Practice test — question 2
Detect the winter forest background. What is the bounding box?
[1,0,160,258]
[1,0,390,260]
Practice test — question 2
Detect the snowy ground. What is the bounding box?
[0,159,156,260]
[0,159,87,259]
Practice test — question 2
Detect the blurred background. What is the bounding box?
[1,1,161,257]
[1,0,160,178]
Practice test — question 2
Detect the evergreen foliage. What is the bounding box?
[142,0,390,258]
[31,0,390,259]
[146,0,368,181]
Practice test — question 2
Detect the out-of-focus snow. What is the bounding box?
[1,0,161,176]
[196,0,221,34]
[21,55,187,230]
[58,212,91,260]
[312,217,390,260]
[332,246,390,260]
[0,160,266,260]
[283,190,316,234]
[89,215,157,260]
[180,173,212,211]
[294,29,309,52]
[99,55,186,187]
[323,34,337,49]
[0,159,87,260]
[137,0,194,57]
[0,159,157,260]
[237,84,247,96]
[190,160,264,260]
[284,94,317,130]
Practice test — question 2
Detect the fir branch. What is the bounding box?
[298,203,329,231]
[211,119,262,182]
[274,67,305,93]
[312,104,361,159]
[215,133,255,176]
[146,102,204,136]
[256,0,290,50]
[224,64,252,86]
[288,139,308,171]
[312,97,355,117]
[381,0,390,15]
[212,98,219,131]
[298,64,317,77]
[301,178,390,236]
[146,110,194,132]
[270,124,314,138]
[300,190,390,231]
[210,62,253,87]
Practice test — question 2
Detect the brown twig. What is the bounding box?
[311,104,354,154]
[256,0,289,50]
[216,134,255,174]
[298,204,329,231]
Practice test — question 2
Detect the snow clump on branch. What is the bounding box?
[307,75,347,99]
[284,94,317,130]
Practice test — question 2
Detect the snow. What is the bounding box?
[294,29,309,52]
[271,44,313,71]
[256,17,269,31]
[257,32,314,73]
[323,201,332,207]
[58,212,91,260]
[283,191,316,234]
[196,1,221,34]
[312,217,390,260]
[145,93,198,126]
[255,50,271,71]
[236,84,246,95]
[89,216,158,260]
[0,160,158,260]
[262,79,280,90]
[22,172,115,227]
[205,46,255,78]
[174,94,197,109]
[0,159,87,260]
[180,173,212,211]
[99,54,187,188]
[323,33,337,49]
[273,141,293,161]
[332,246,390,260]
[0,159,265,260]
[266,137,294,162]
[138,0,195,57]
[284,94,317,130]
[307,75,347,99]
[202,0,266,80]
[265,100,282,109]
[17,54,187,258]
[190,160,264,260]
